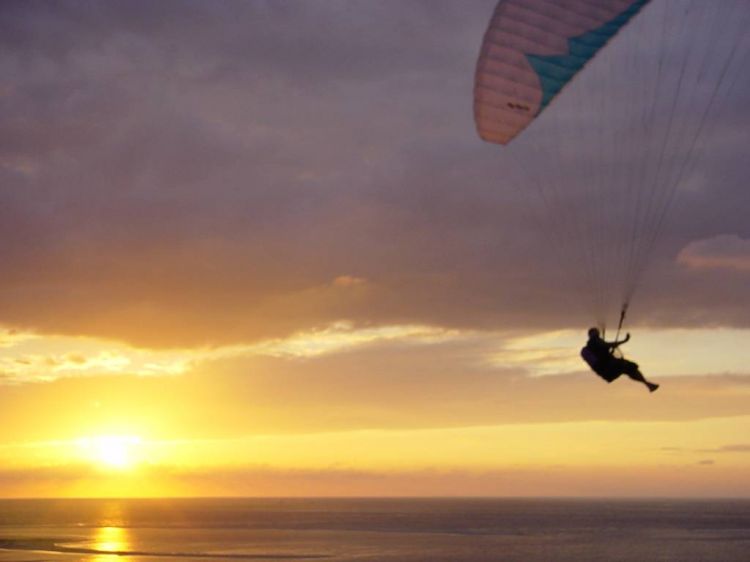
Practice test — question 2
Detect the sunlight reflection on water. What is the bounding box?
[92,526,130,561]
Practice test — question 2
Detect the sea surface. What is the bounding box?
[0,498,749,561]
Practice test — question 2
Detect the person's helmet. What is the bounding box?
[588,327,600,339]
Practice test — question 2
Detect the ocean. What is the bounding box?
[0,498,748,561]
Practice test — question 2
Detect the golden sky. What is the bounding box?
[1,324,750,498]
[1,1,749,498]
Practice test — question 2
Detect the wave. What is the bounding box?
[0,538,329,560]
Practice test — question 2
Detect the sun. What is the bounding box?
[77,436,142,469]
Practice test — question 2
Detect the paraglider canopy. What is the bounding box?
[475,0,651,145]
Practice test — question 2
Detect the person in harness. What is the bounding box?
[581,328,659,392]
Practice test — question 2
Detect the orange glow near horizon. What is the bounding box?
[0,325,749,498]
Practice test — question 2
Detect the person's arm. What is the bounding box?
[606,333,630,349]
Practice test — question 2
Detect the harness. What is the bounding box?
[581,346,620,383]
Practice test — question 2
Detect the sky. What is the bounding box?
[0,0,749,498]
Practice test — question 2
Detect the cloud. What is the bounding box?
[0,329,197,383]
[3,321,748,387]
[247,321,458,359]
[3,338,750,447]
[0,321,462,383]
[332,275,367,288]
[698,444,750,454]
[0,461,748,498]
[678,235,750,272]
[0,1,748,349]
[0,328,35,348]
[660,444,750,456]
[141,463,749,497]
[716,444,750,453]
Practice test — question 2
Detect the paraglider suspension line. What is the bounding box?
[614,303,629,343]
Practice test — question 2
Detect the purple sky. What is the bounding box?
[1,0,748,348]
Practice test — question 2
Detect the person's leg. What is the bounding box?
[620,360,659,392]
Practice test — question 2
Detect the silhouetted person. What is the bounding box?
[581,327,659,392]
